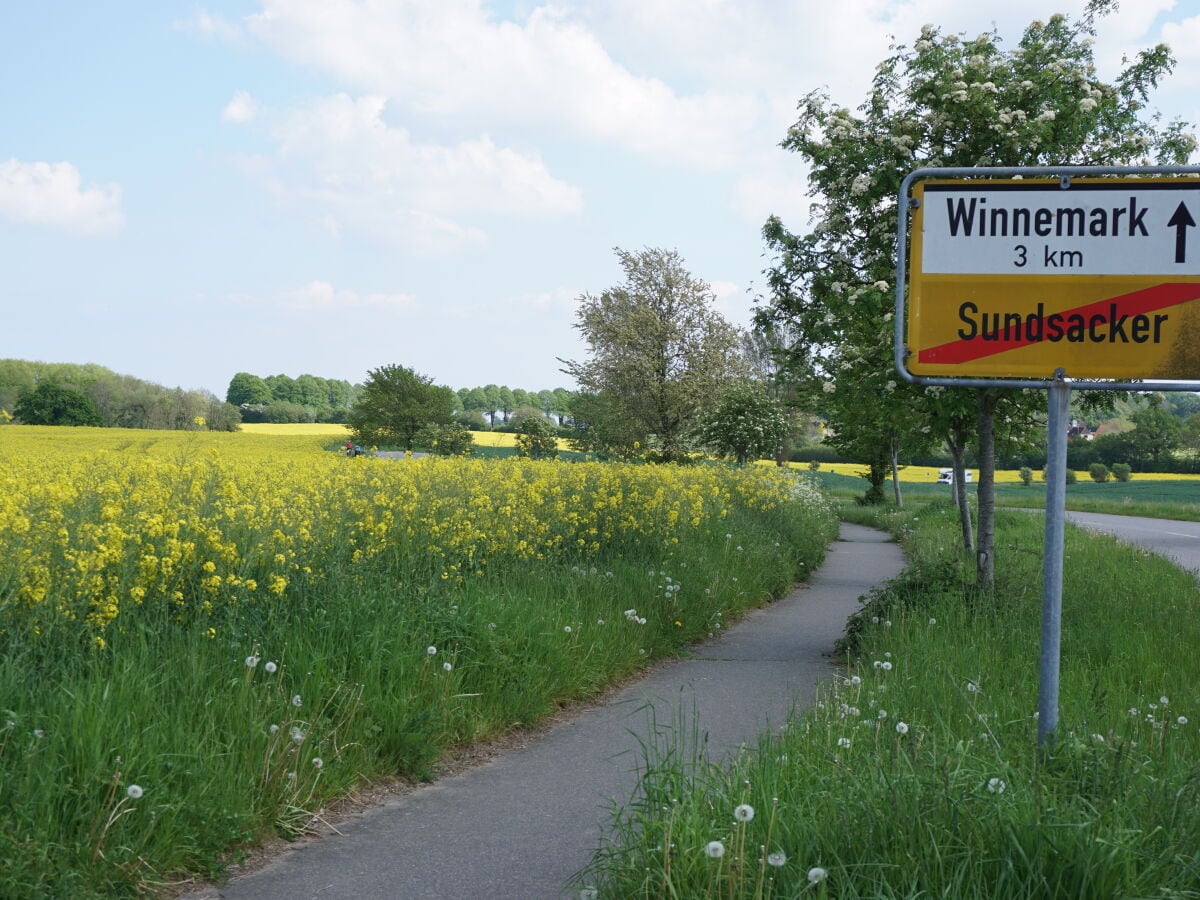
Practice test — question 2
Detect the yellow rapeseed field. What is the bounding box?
[0,425,816,644]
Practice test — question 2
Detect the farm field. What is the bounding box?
[0,425,836,897]
[237,421,571,451]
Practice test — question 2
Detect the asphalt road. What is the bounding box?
[1064,510,1200,575]
[181,523,904,900]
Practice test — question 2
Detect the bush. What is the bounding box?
[1065,469,1077,485]
[1018,466,1033,486]
[1111,463,1132,482]
[1089,462,1111,483]
[416,423,475,456]
[514,416,559,460]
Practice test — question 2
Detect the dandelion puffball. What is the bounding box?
[705,840,725,859]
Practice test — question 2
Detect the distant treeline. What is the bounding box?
[0,360,240,430]
[227,372,574,429]
[225,372,362,424]
[1,361,580,431]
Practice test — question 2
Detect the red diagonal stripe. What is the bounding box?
[917,282,1200,366]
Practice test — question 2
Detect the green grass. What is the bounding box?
[813,468,1200,522]
[579,501,1200,898]
[0,472,837,897]
[995,479,1200,521]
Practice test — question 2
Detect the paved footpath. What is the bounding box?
[185,523,904,900]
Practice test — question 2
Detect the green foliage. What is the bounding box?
[1111,462,1132,482]
[0,359,240,431]
[14,382,103,426]
[1065,468,1078,484]
[757,6,1192,557]
[696,379,790,466]
[417,423,475,457]
[1089,462,1111,482]
[513,416,558,460]
[229,372,359,423]
[563,247,748,463]
[1018,466,1033,486]
[567,391,645,461]
[347,365,455,452]
[225,372,273,406]
[1128,404,1183,461]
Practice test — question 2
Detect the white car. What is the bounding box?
[936,468,973,484]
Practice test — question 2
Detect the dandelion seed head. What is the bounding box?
[837,737,851,748]
[443,661,453,671]
[291,694,302,707]
[269,724,280,734]
[987,777,1006,794]
[1179,716,1189,725]
[767,850,787,867]
[734,803,755,822]
[807,866,828,884]
[706,840,726,859]
[245,655,260,668]
[126,784,144,800]
[427,646,437,655]
[896,721,909,735]
[312,757,324,769]
[265,661,278,674]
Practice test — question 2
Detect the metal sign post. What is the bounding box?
[1038,371,1070,746]
[894,165,1200,750]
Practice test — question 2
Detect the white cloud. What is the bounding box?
[173,11,245,44]
[0,159,123,234]
[278,281,418,312]
[245,93,582,250]
[1161,15,1200,88]
[222,90,259,123]
[732,168,814,228]
[242,0,759,168]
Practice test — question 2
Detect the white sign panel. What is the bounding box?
[920,180,1200,276]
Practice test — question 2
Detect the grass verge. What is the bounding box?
[579,500,1200,898]
[0,458,836,898]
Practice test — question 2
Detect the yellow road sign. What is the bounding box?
[906,178,1200,379]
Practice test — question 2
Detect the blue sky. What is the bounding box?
[5,1,1200,398]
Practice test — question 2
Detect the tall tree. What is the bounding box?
[14,382,103,426]
[759,5,1193,588]
[562,247,747,462]
[696,379,791,467]
[497,386,515,423]
[226,372,273,407]
[347,365,455,451]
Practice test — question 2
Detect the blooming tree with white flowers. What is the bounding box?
[695,378,791,467]
[758,2,1195,586]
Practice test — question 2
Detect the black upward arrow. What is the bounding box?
[1168,201,1195,264]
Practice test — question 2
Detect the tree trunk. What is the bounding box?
[890,434,903,508]
[976,391,997,594]
[949,428,973,553]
